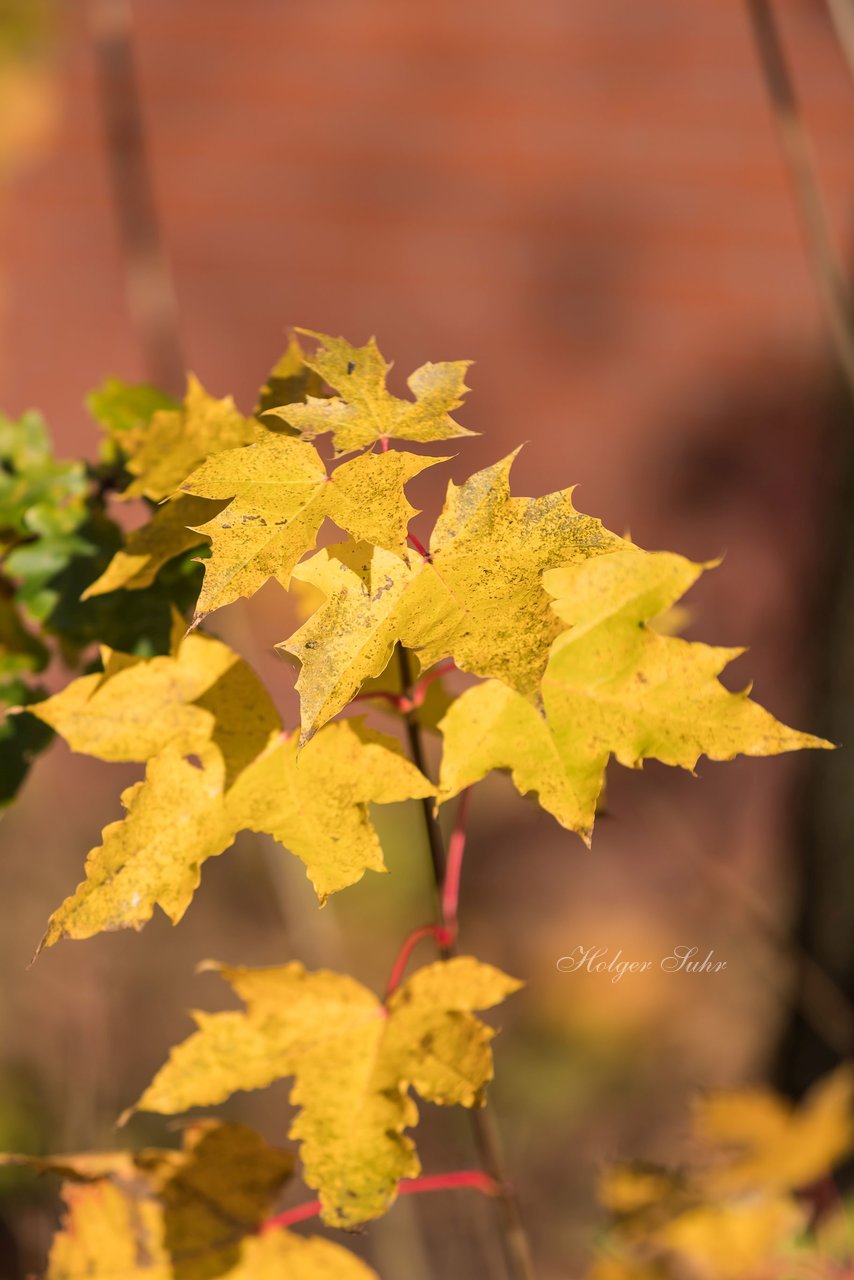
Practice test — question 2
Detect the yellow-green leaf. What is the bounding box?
[438,678,597,837]
[131,956,522,1228]
[81,494,223,598]
[181,438,445,621]
[39,720,434,946]
[263,328,474,454]
[280,451,622,739]
[123,375,264,502]
[438,548,831,841]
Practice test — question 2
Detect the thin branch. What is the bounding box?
[396,647,536,1280]
[351,660,455,714]
[825,0,854,85]
[261,1169,500,1235]
[744,0,854,402]
[647,794,854,1058]
[88,0,185,393]
[442,788,471,936]
[407,531,431,561]
[385,923,453,998]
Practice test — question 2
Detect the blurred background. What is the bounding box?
[0,1,853,1277]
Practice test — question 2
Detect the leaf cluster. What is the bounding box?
[0,328,834,1276]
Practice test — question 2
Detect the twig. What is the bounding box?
[647,794,854,1057]
[442,786,471,937]
[88,0,185,393]
[261,1169,500,1235]
[408,531,432,561]
[744,0,854,402]
[396,646,536,1280]
[385,924,453,998]
[825,0,854,85]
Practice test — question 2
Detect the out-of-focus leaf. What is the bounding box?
[0,677,52,808]
[254,334,324,420]
[3,1121,373,1279]
[86,377,179,466]
[81,494,221,598]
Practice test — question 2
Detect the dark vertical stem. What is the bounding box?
[744,0,854,1098]
[396,644,448,927]
[88,0,185,393]
[396,645,536,1280]
[744,0,854,401]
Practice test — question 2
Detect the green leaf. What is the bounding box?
[0,678,52,809]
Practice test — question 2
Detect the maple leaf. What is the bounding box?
[38,748,235,947]
[694,1063,854,1195]
[653,1198,807,1280]
[3,1121,377,1279]
[224,719,435,901]
[27,619,280,783]
[262,328,475,454]
[81,494,224,598]
[279,451,623,739]
[180,438,446,621]
[438,548,831,841]
[39,718,434,947]
[129,957,522,1228]
[122,375,265,502]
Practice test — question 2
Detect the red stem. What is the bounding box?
[380,435,389,452]
[409,660,455,709]
[408,531,431,560]
[384,788,471,996]
[442,788,471,936]
[351,660,455,714]
[261,1169,499,1234]
[385,924,453,998]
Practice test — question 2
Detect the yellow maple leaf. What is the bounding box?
[39,718,434,947]
[122,374,267,502]
[654,1197,807,1280]
[27,621,280,783]
[224,719,435,901]
[262,328,474,454]
[695,1063,854,1195]
[181,438,446,621]
[6,1121,375,1279]
[81,493,224,598]
[280,451,622,739]
[438,547,830,842]
[130,956,522,1228]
